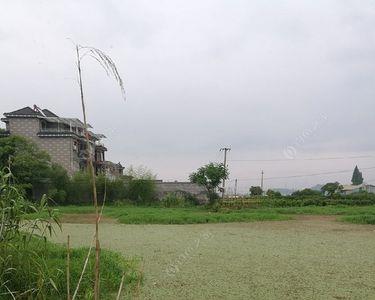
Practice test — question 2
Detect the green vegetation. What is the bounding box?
[249,186,263,196]
[291,188,321,197]
[52,219,375,299]
[351,165,364,185]
[29,205,290,224]
[321,182,343,197]
[0,135,69,199]
[266,189,282,198]
[0,136,158,205]
[160,192,199,208]
[0,168,142,298]
[25,204,375,225]
[4,237,142,299]
[189,162,228,204]
[340,215,375,224]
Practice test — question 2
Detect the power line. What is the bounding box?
[231,166,375,182]
[230,155,375,163]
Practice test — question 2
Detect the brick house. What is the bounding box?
[1,105,124,177]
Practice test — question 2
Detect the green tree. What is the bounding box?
[291,188,321,197]
[0,135,69,200]
[126,179,156,205]
[0,136,50,195]
[250,186,263,196]
[266,189,282,198]
[321,182,343,197]
[351,165,364,185]
[189,162,229,204]
[124,164,156,180]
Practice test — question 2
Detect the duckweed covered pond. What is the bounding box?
[51,217,375,299]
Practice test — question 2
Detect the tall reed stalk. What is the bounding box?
[74,44,125,299]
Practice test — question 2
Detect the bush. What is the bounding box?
[96,174,127,204]
[66,172,92,204]
[220,192,375,209]
[291,188,321,198]
[160,192,198,207]
[161,193,185,207]
[64,173,128,205]
[0,168,60,297]
[126,179,156,205]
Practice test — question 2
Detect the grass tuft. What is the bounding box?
[2,236,142,299]
[340,215,375,224]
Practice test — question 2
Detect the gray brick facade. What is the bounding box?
[2,106,123,177]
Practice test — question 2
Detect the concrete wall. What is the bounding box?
[155,182,208,203]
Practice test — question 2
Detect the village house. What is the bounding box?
[1,105,124,177]
[341,183,375,195]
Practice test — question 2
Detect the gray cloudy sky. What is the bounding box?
[1,0,375,192]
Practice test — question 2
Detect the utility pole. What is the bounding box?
[220,147,231,198]
[234,178,238,198]
[261,170,264,193]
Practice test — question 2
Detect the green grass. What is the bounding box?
[26,204,375,225]
[2,236,142,299]
[340,215,375,224]
[258,205,375,215]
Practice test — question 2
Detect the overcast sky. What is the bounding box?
[1,0,375,192]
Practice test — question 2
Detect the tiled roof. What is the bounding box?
[42,109,59,117]
[4,106,42,117]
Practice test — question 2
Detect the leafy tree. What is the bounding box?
[266,189,282,198]
[250,186,263,196]
[126,179,156,205]
[124,165,156,180]
[351,165,364,185]
[189,162,228,204]
[321,182,343,197]
[291,188,321,197]
[0,136,51,196]
[0,135,69,200]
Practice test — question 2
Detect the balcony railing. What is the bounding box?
[39,127,84,136]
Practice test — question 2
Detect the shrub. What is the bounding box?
[291,188,321,198]
[0,167,60,297]
[126,179,157,205]
[96,174,127,204]
[266,189,282,198]
[161,193,185,207]
[66,171,92,204]
[160,191,198,207]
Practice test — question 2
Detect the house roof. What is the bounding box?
[43,117,92,129]
[42,109,59,117]
[4,106,43,117]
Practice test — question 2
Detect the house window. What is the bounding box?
[41,120,47,131]
[73,141,78,151]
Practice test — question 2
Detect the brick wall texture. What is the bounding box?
[8,117,79,175]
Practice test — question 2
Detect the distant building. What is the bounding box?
[341,183,375,195]
[1,105,123,177]
[154,181,208,203]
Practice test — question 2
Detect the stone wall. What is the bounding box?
[155,182,208,203]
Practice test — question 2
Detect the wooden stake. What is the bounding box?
[115,274,125,300]
[67,235,71,300]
